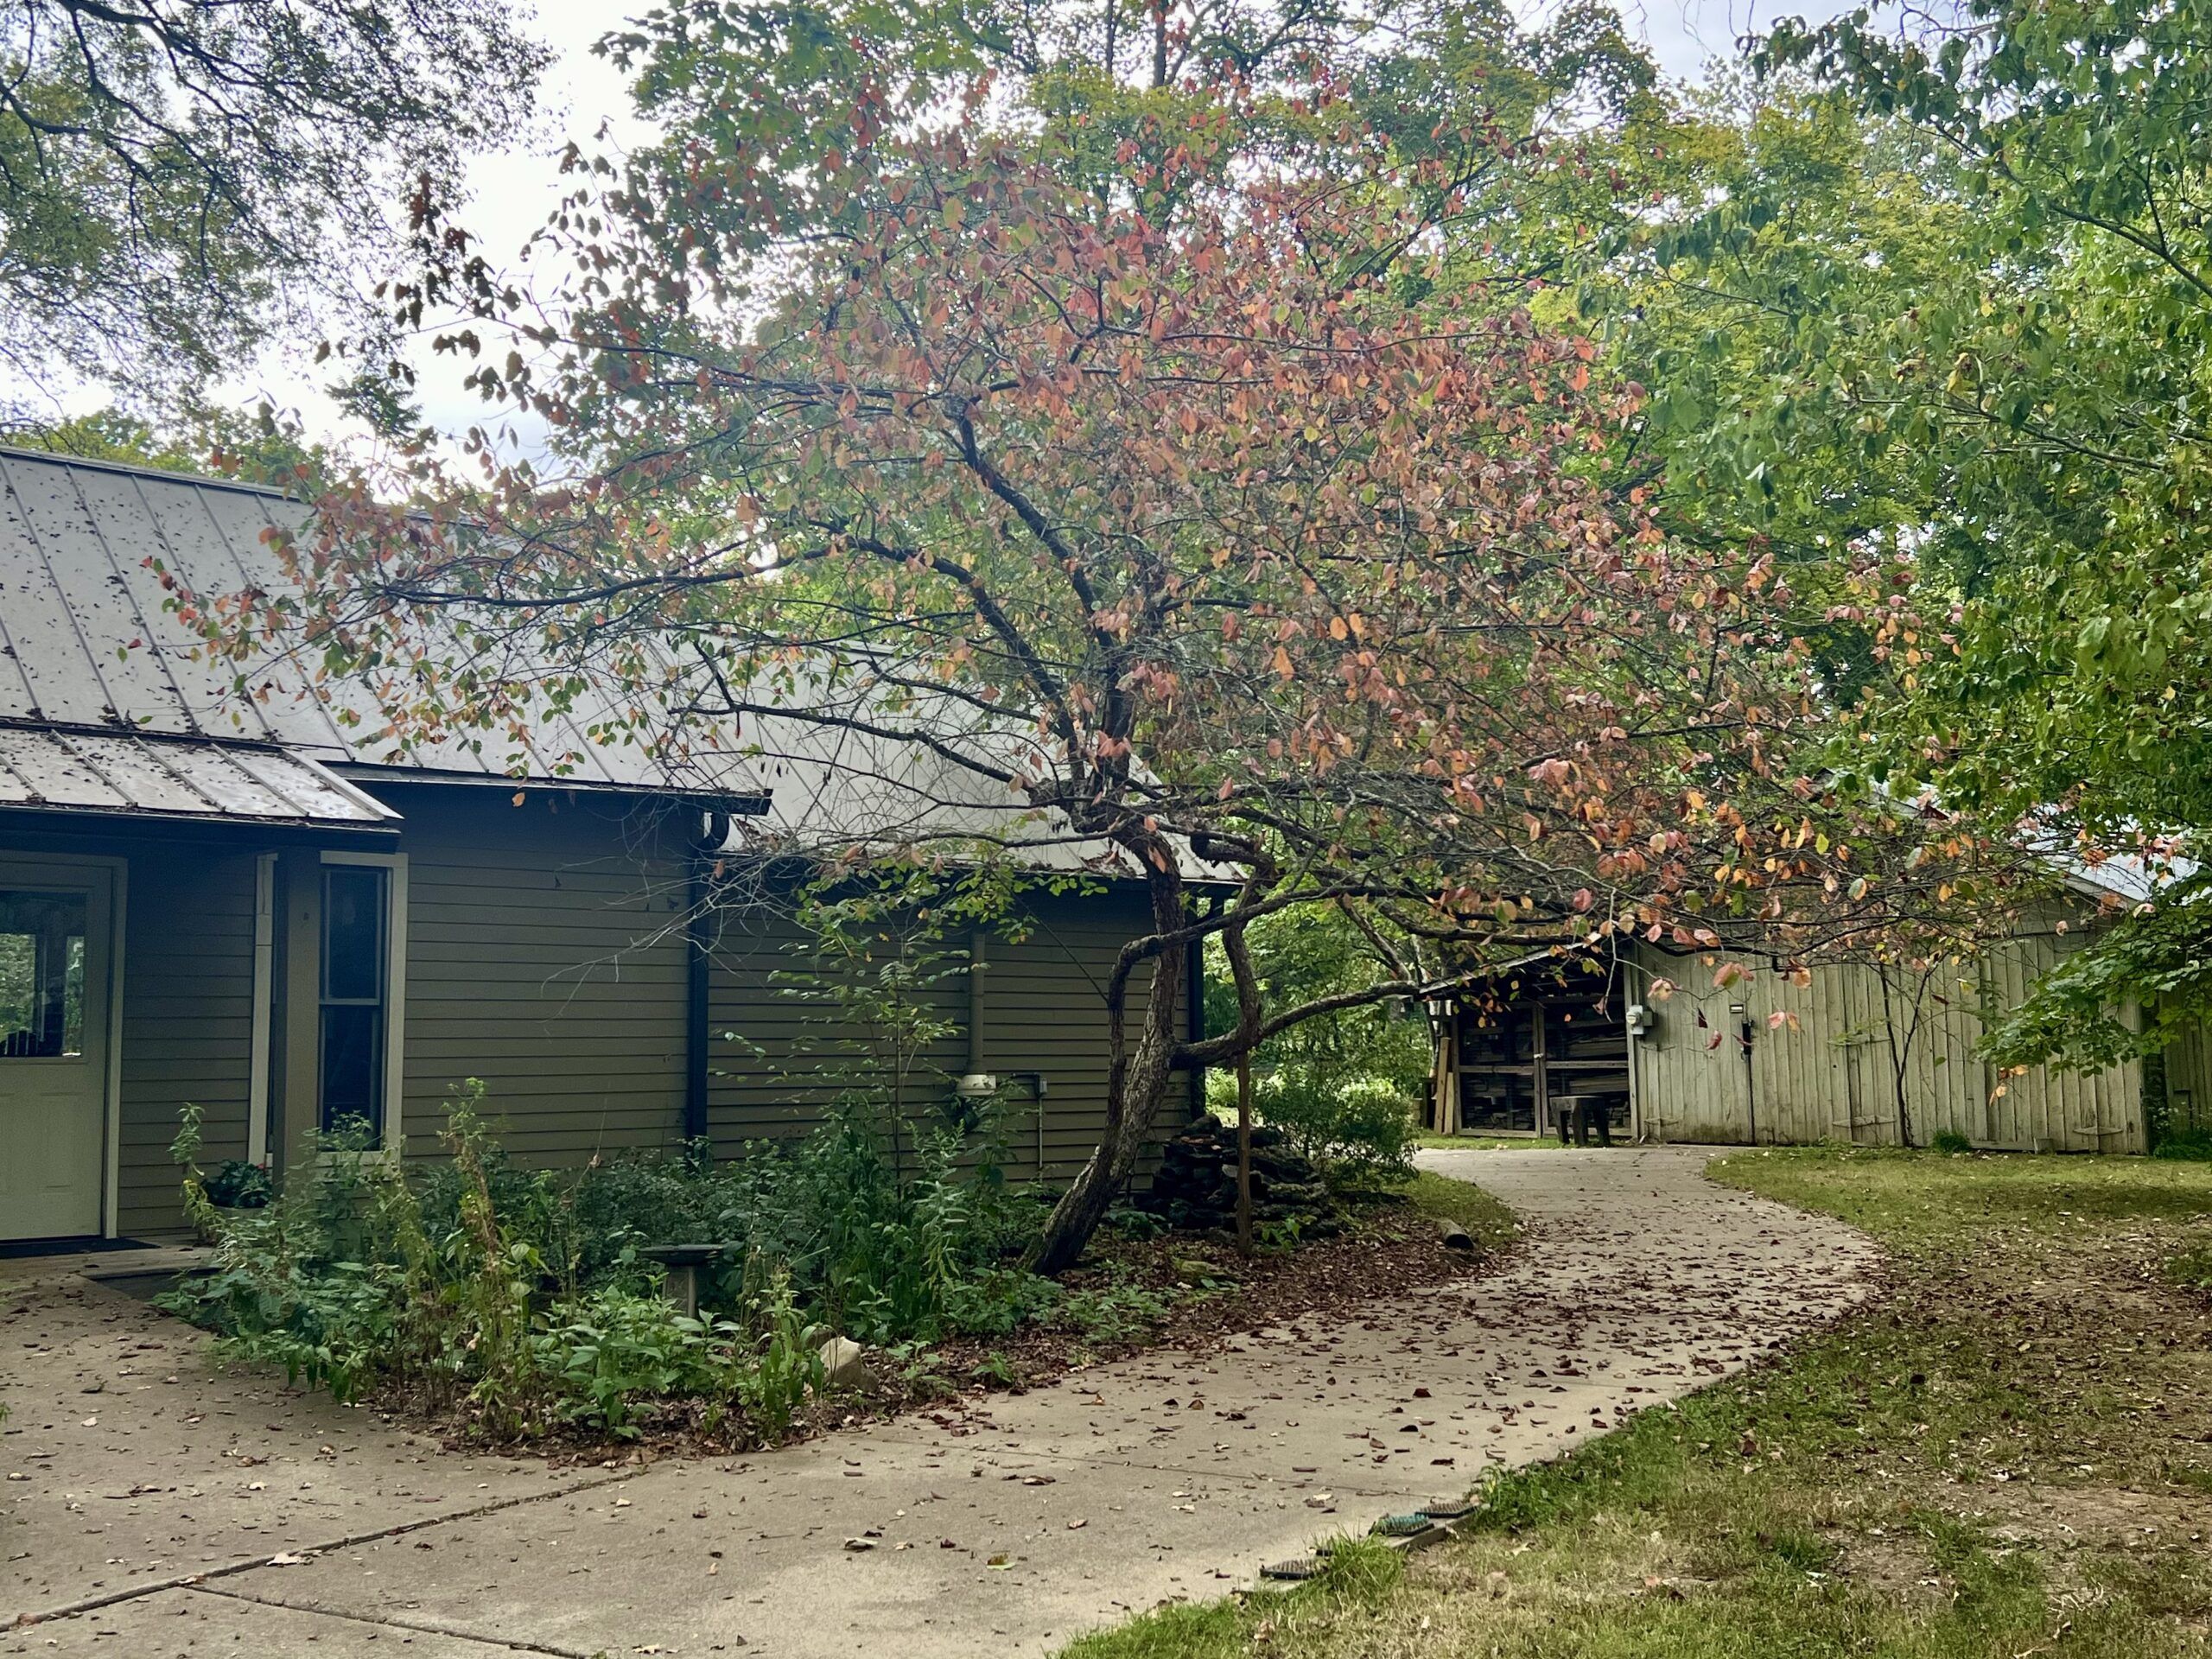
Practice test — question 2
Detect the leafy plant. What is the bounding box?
[1930,1129,1974,1155]
[157,1078,1079,1441]
[531,1286,716,1437]
[1215,1068,1417,1183]
[2152,1126,2212,1163]
[205,1159,272,1209]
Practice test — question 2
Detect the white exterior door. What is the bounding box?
[0,861,114,1240]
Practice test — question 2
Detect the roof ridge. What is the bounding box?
[0,442,302,502]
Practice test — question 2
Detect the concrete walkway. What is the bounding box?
[5,1148,1880,1657]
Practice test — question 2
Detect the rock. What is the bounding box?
[818,1335,868,1389]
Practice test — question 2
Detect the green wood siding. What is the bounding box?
[116,848,259,1235]
[16,787,1198,1239]
[383,786,690,1165]
[704,887,1183,1181]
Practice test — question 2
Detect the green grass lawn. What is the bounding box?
[1062,1147,2212,1659]
[1414,1133,1530,1152]
[1395,1168,1519,1249]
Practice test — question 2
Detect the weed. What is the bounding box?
[2152,1123,2212,1160]
[2166,1238,2212,1294]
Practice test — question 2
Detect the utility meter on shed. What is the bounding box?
[1624,1002,1653,1037]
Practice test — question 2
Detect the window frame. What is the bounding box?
[317,850,407,1150]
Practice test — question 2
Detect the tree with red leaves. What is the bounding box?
[224,99,1936,1268]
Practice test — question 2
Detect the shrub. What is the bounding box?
[2153,1125,2212,1161]
[531,1284,717,1435]
[1929,1129,1974,1155]
[2168,1240,2212,1294]
[1215,1067,1417,1182]
[159,1082,1061,1440]
[206,1159,273,1209]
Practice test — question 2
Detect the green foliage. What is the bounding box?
[1930,1128,1974,1155]
[157,1079,1106,1440]
[602,0,1659,259]
[2152,1128,2212,1165]
[1700,4,2212,1032]
[0,0,546,413]
[3,404,331,491]
[2166,1240,2212,1291]
[1980,897,2212,1072]
[1211,1067,1417,1183]
[1200,908,1434,1103]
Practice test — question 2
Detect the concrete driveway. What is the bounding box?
[4,1147,1880,1657]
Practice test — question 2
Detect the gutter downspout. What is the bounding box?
[967,930,988,1080]
[1732,1001,1757,1146]
[685,802,747,1160]
[684,855,712,1153]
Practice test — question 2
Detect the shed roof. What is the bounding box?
[0,722,398,828]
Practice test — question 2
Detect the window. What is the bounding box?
[319,864,388,1136]
[0,890,87,1058]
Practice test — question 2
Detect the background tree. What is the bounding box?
[1200,906,1437,1103]
[8,402,327,486]
[1694,0,2212,1071]
[0,0,548,419]
[601,0,1657,229]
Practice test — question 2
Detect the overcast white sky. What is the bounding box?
[166,0,1853,452]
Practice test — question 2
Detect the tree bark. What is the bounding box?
[1030,862,1186,1274]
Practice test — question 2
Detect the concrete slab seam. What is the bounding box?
[11,1467,639,1630]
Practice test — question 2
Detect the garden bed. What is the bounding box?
[397,1173,1513,1461]
[156,1091,1515,1462]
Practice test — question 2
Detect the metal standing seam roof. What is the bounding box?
[0,446,1219,873]
[0,444,763,794]
[0,723,400,827]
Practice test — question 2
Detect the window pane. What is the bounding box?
[0,889,89,1058]
[322,868,385,1002]
[320,1004,384,1135]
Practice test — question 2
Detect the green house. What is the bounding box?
[0,447,1194,1245]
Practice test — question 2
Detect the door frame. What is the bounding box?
[0,850,128,1238]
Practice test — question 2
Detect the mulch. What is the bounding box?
[918,1192,1502,1398]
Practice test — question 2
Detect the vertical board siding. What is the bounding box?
[2163,1023,2212,1136]
[1629,916,2149,1153]
[117,846,260,1236]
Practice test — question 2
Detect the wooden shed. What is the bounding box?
[1431,906,2171,1154]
